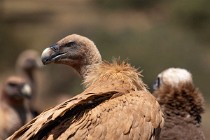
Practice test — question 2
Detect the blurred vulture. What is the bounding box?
[16,49,41,105]
[8,34,164,140]
[152,68,205,140]
[16,49,42,116]
[0,76,33,140]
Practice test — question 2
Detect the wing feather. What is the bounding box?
[8,90,163,140]
[58,91,163,140]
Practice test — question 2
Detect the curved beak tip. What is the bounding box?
[21,84,32,98]
[41,48,52,65]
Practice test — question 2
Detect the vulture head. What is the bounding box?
[1,76,32,104]
[41,34,102,77]
[152,68,204,122]
[153,68,193,90]
[16,50,42,74]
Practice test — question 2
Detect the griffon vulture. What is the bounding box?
[0,76,33,140]
[16,50,41,105]
[16,49,42,116]
[8,34,164,140]
[152,68,205,140]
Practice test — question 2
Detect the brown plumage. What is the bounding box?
[152,68,205,140]
[0,76,33,140]
[16,49,42,116]
[8,34,164,140]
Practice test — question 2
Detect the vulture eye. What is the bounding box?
[65,41,76,47]
[153,77,161,90]
[157,77,161,87]
[8,82,17,87]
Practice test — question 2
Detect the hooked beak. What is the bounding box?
[41,44,67,65]
[21,84,32,99]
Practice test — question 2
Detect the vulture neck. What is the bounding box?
[75,52,102,80]
[1,95,25,107]
[155,84,204,124]
[82,61,147,92]
[78,63,102,81]
[22,69,35,82]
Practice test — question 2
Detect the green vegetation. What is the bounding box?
[1,0,209,137]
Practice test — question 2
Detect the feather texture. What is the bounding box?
[153,68,205,140]
[0,76,33,140]
[8,34,164,140]
[8,62,163,140]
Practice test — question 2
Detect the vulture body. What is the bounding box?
[0,76,33,140]
[8,34,164,140]
[153,68,205,140]
[16,50,41,116]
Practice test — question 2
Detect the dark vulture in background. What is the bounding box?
[16,50,42,116]
[152,68,205,140]
[0,76,33,140]
[8,34,164,140]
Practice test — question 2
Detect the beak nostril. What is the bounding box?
[50,44,59,52]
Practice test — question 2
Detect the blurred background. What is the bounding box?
[1,0,209,138]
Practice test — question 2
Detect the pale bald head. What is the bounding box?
[153,68,193,90]
[41,34,102,78]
